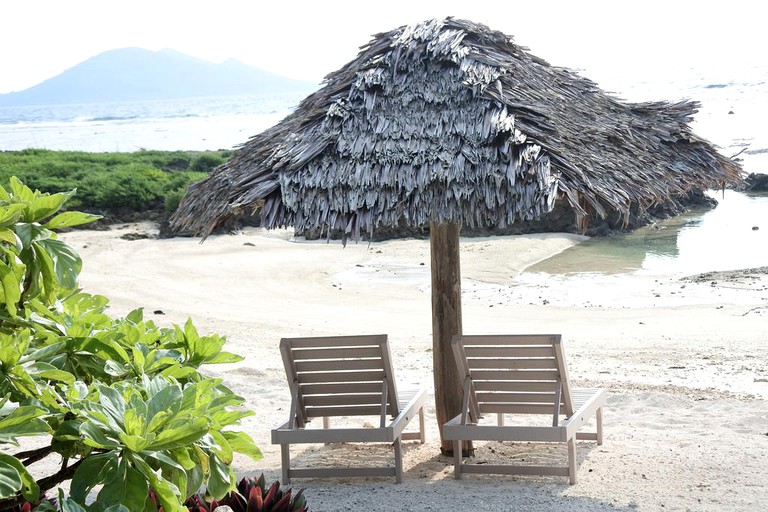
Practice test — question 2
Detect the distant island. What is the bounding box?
[0,48,319,106]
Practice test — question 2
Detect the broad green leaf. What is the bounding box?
[98,386,127,426]
[79,422,121,450]
[211,409,254,428]
[0,204,24,229]
[42,211,102,230]
[70,452,119,503]
[96,463,149,512]
[0,260,21,316]
[146,385,182,432]
[0,452,40,502]
[0,185,9,203]
[202,350,244,364]
[131,455,185,512]
[0,228,21,250]
[125,308,145,324]
[145,417,210,451]
[223,431,263,462]
[26,362,76,385]
[14,223,50,249]
[58,489,87,512]
[143,451,188,504]
[118,433,151,452]
[103,506,132,512]
[36,238,82,290]
[205,452,234,500]
[24,191,72,223]
[0,404,50,442]
[209,429,233,464]
[8,177,36,203]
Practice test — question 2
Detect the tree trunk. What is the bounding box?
[430,221,472,455]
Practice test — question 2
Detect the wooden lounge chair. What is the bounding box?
[271,334,427,483]
[443,334,606,484]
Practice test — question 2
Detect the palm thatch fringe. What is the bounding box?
[170,17,742,240]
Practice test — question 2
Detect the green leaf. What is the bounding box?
[36,238,82,289]
[8,177,35,203]
[131,455,185,512]
[42,211,102,230]
[118,433,151,452]
[26,361,76,385]
[96,462,149,512]
[0,204,24,229]
[0,452,40,502]
[0,404,50,442]
[223,431,263,462]
[0,228,21,250]
[0,260,22,316]
[79,422,121,450]
[58,489,88,512]
[145,417,210,451]
[70,452,119,503]
[205,452,234,500]
[24,191,72,223]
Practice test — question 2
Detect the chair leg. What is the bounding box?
[567,437,577,485]
[281,444,291,484]
[418,406,426,444]
[454,440,463,480]
[394,437,403,484]
[596,407,603,445]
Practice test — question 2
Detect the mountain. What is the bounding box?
[0,48,319,106]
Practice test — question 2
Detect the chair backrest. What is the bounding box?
[452,334,574,424]
[280,334,400,428]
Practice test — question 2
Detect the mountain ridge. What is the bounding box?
[0,48,319,106]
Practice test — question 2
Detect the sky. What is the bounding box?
[1,0,765,95]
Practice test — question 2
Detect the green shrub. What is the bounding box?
[0,150,227,217]
[0,178,262,511]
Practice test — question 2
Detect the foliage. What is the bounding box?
[0,178,261,511]
[175,475,307,512]
[0,150,224,215]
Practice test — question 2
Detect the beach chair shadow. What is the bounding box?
[443,334,606,484]
[271,334,427,484]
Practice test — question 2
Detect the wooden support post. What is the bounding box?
[430,221,472,455]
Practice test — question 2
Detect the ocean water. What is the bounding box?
[529,190,768,276]
[0,92,312,152]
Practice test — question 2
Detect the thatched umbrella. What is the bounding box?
[170,18,742,454]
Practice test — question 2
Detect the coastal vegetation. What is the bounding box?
[0,149,227,221]
[0,178,264,510]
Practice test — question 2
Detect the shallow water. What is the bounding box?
[528,190,768,276]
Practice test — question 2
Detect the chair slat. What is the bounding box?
[296,370,386,384]
[473,381,559,392]
[300,382,383,395]
[291,346,383,360]
[303,393,385,407]
[460,334,561,346]
[470,369,560,381]
[284,334,387,349]
[476,392,561,404]
[295,358,383,372]
[467,358,557,370]
[465,346,555,358]
[306,405,384,417]
[479,403,560,415]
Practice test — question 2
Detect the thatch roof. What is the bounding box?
[170,17,743,240]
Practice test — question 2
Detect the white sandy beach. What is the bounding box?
[58,223,768,512]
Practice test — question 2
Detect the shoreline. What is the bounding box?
[55,223,768,511]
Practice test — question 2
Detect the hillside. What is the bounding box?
[0,48,318,106]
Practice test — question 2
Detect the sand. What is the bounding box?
[56,223,768,511]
